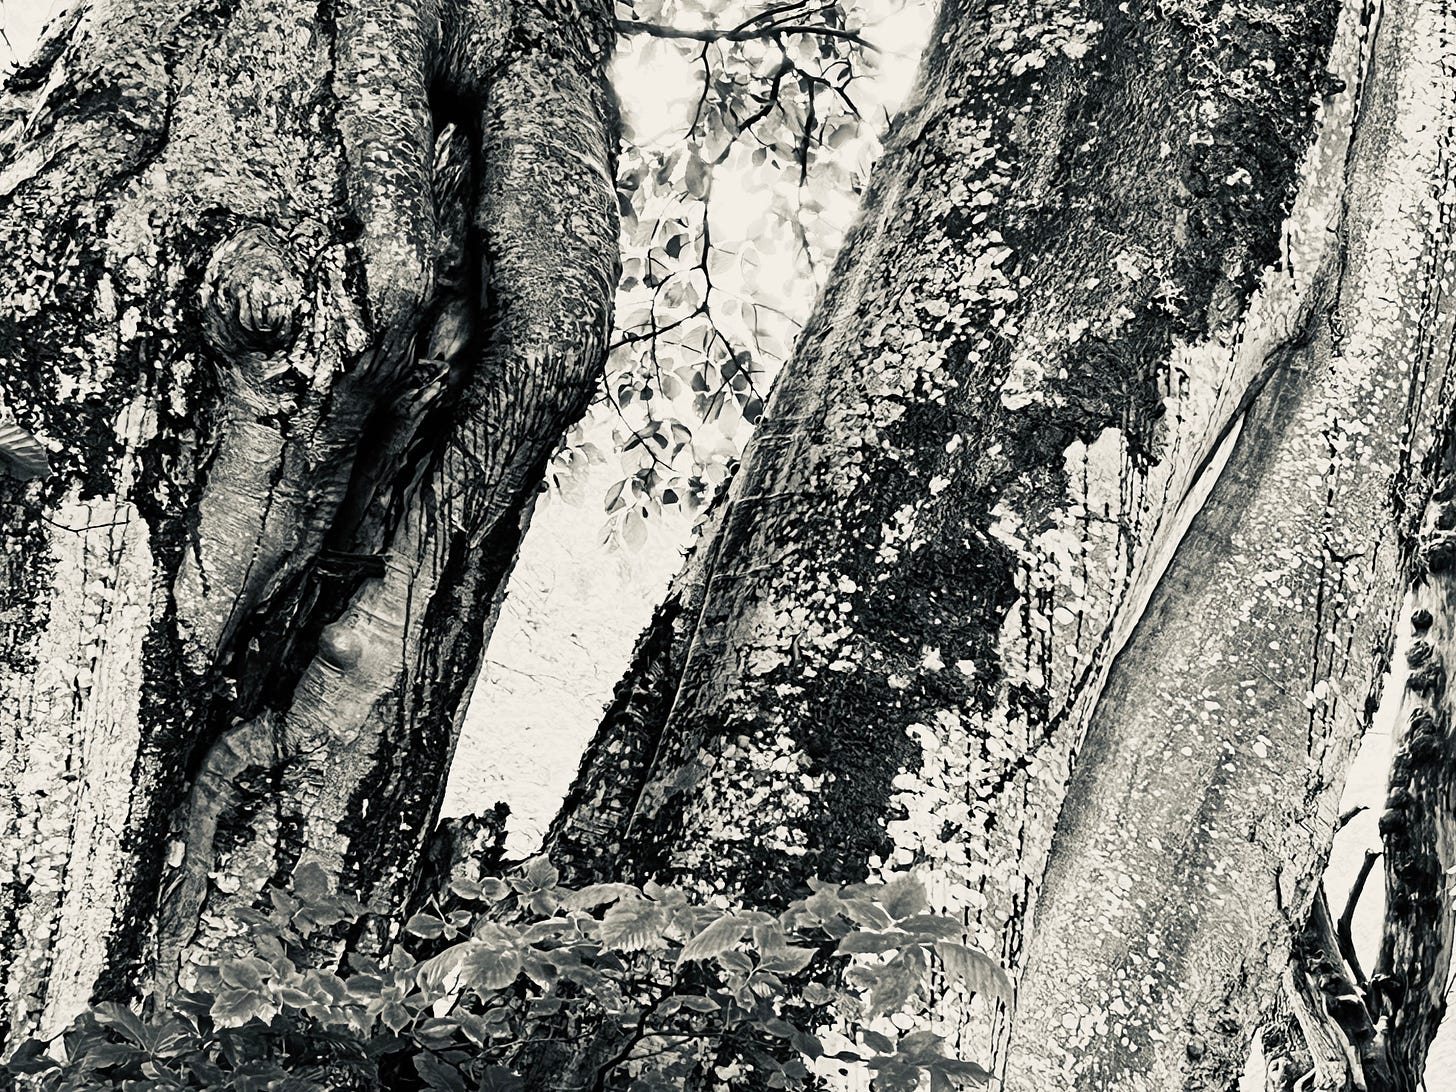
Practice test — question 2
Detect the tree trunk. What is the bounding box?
[0,0,616,1050]
[548,0,1353,1077]
[1006,2,1456,1085]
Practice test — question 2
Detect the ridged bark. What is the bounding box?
[0,0,616,1049]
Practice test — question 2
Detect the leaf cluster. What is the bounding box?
[3,861,1003,1091]
[546,0,924,550]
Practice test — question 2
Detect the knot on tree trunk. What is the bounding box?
[200,227,304,357]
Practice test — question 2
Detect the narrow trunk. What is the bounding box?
[548,0,1347,1075]
[1006,2,1456,1085]
[0,0,616,1049]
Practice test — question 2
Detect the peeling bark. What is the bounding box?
[548,0,1354,1080]
[0,0,617,1049]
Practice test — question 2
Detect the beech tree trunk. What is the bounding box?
[1008,3,1456,1087]
[0,0,616,1051]
[545,0,1451,1086]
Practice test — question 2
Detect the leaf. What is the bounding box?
[380,1002,413,1033]
[677,914,750,965]
[78,1041,145,1070]
[761,1017,796,1039]
[210,987,271,1029]
[685,153,710,199]
[292,861,333,904]
[802,982,833,1005]
[841,899,894,930]
[406,913,447,939]
[928,1056,993,1088]
[416,930,524,998]
[0,419,49,480]
[477,877,510,902]
[677,995,721,1013]
[346,974,384,999]
[789,1029,824,1059]
[897,914,964,939]
[558,882,639,911]
[477,1066,526,1092]
[867,951,922,1017]
[276,986,314,1009]
[519,856,560,890]
[934,942,1012,1003]
[414,1052,468,1092]
[605,479,629,514]
[302,969,349,1004]
[895,1030,947,1061]
[878,874,928,919]
[92,1002,151,1044]
[219,956,274,992]
[837,929,912,955]
[760,945,815,975]
[4,1038,58,1075]
[861,1029,895,1054]
[622,508,648,550]
[598,899,670,951]
[448,877,486,901]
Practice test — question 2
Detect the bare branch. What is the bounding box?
[1336,850,1381,987]
[1336,804,1368,832]
[615,18,880,52]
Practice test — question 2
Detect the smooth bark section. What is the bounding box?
[0,0,617,1048]
[1006,1,1456,1087]
[548,0,1344,1073]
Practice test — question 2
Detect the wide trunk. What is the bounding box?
[0,0,616,1050]
[1007,1,1456,1086]
[547,0,1355,1078]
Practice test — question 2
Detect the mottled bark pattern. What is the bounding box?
[546,493,729,886]
[0,0,616,1047]
[550,0,1345,1078]
[1006,1,1456,1088]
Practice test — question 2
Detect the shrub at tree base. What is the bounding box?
[2,860,1004,1091]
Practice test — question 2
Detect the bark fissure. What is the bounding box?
[1008,1,1456,1086]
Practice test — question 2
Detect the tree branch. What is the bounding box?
[615,18,880,52]
[1336,850,1381,988]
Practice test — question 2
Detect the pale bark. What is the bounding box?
[1006,2,1456,1086]
[0,0,616,1049]
[548,0,1351,1080]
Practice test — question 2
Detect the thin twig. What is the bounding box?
[616,18,880,51]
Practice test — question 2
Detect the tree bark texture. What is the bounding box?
[0,0,617,1050]
[547,0,1364,1080]
[1007,1,1456,1087]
